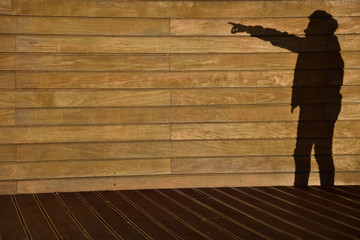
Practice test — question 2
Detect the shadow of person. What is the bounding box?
[229,10,344,186]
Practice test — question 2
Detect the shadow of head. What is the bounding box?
[305,10,338,36]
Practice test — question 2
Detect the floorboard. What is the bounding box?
[0,186,359,240]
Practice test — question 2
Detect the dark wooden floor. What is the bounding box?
[0,186,359,240]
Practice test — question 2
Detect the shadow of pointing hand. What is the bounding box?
[228,22,247,34]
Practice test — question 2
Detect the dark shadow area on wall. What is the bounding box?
[229,10,344,186]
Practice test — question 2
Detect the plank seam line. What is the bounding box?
[11,195,32,240]
[195,188,303,239]
[74,192,124,240]
[112,191,182,240]
[174,189,271,239]
[155,189,241,240]
[93,191,153,240]
[283,186,360,213]
[33,194,62,240]
[135,190,213,240]
[53,193,93,240]
[272,187,360,222]
[309,187,360,205]
[253,187,358,237]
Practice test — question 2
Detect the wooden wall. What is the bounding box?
[0,0,359,194]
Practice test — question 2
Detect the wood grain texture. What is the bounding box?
[0,0,11,15]
[172,86,360,105]
[15,138,360,161]
[171,155,360,174]
[0,72,15,89]
[170,17,360,36]
[15,172,360,194]
[0,16,169,35]
[0,145,16,162]
[0,35,15,52]
[0,124,170,144]
[15,70,360,89]
[15,103,360,125]
[0,159,171,180]
[0,109,15,126]
[17,35,360,53]
[16,107,171,125]
[12,0,360,18]
[170,52,359,71]
[171,121,360,140]
[15,90,170,107]
[0,54,169,71]
[0,91,14,107]
[0,181,17,195]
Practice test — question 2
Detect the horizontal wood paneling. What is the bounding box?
[172,87,360,105]
[170,52,359,71]
[0,159,171,180]
[15,138,360,161]
[0,16,169,35]
[17,35,360,53]
[15,104,360,125]
[0,145,16,162]
[0,124,170,144]
[0,91,14,107]
[0,109,15,126]
[1,0,360,193]
[0,35,15,52]
[0,120,358,144]
[171,17,360,36]
[0,72,15,89]
[171,155,360,174]
[12,0,360,18]
[0,54,169,71]
[171,121,360,140]
[15,90,170,107]
[16,172,360,194]
[15,70,360,89]
[0,0,11,15]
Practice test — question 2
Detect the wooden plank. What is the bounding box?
[0,72,15,89]
[36,194,88,240]
[171,155,360,174]
[16,172,360,194]
[0,145,16,162]
[99,191,182,240]
[170,17,360,36]
[15,90,170,107]
[12,0,360,18]
[0,109,15,126]
[57,193,117,240]
[15,194,58,240]
[18,35,360,54]
[15,138,360,161]
[0,16,168,35]
[0,195,27,239]
[171,121,360,140]
[0,35,15,52]
[170,52,358,71]
[0,181,17,194]
[0,54,169,71]
[0,91,14,107]
[0,124,170,144]
[15,103,360,125]
[16,107,171,125]
[172,86,360,105]
[15,70,360,89]
[0,159,171,180]
[0,0,11,15]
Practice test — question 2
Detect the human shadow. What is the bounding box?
[229,10,343,186]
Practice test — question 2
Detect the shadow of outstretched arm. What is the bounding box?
[229,22,302,53]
